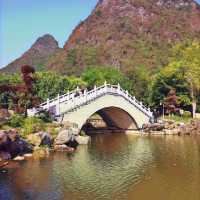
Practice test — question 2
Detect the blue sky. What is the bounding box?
[0,0,200,68]
[0,0,98,67]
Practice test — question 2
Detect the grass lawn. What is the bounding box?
[159,115,192,123]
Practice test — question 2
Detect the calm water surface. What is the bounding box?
[0,133,200,200]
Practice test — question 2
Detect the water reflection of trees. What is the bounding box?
[57,134,155,199]
[7,155,64,200]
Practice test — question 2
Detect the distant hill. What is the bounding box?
[2,0,200,75]
[1,34,59,73]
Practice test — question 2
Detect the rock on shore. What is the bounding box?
[27,132,53,147]
[54,122,91,150]
[143,119,200,135]
[0,129,33,161]
[0,122,91,162]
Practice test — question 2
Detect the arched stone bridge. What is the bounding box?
[28,83,153,130]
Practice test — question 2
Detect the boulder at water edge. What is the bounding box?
[13,156,25,161]
[27,132,52,147]
[32,147,49,159]
[54,129,72,145]
[8,139,33,158]
[0,151,11,160]
[27,134,41,147]
[36,132,52,147]
[0,129,33,160]
[7,129,20,142]
[0,131,9,147]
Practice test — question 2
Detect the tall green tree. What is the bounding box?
[82,66,133,92]
[67,76,87,91]
[166,40,200,117]
[150,67,190,108]
[34,72,69,101]
[150,40,200,117]
[0,73,22,109]
[35,72,87,101]
[127,66,151,104]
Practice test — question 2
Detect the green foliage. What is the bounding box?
[82,66,132,91]
[7,114,24,128]
[150,40,200,117]
[0,73,22,109]
[35,72,69,101]
[0,73,22,85]
[182,111,191,118]
[38,111,52,123]
[67,76,87,91]
[0,71,87,108]
[164,114,191,123]
[1,39,199,116]
[65,49,77,66]
[43,123,60,138]
[127,65,150,104]
[163,40,200,116]
[196,106,200,113]
[150,64,190,107]
[81,47,100,66]
[179,95,191,107]
[22,117,45,137]
[169,40,200,97]
[35,72,87,101]
[36,64,46,71]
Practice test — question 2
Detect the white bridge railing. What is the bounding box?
[27,82,153,118]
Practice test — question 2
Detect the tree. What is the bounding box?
[82,66,133,92]
[35,72,87,101]
[35,72,69,101]
[0,73,22,109]
[150,40,200,117]
[67,76,87,91]
[150,67,189,109]
[163,89,180,115]
[166,40,200,117]
[126,65,151,104]
[0,65,39,114]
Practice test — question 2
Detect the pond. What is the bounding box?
[0,133,200,200]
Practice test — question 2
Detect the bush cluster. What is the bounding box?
[21,117,45,137]
[7,114,24,128]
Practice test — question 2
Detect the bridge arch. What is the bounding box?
[62,94,152,130]
[28,84,153,132]
[82,106,139,131]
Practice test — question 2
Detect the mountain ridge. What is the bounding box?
[49,0,200,74]
[1,34,59,73]
[2,0,200,74]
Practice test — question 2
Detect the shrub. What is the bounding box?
[8,114,24,128]
[38,111,52,123]
[65,49,77,66]
[196,105,200,113]
[45,124,60,137]
[182,111,191,118]
[22,117,45,137]
[47,127,59,137]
